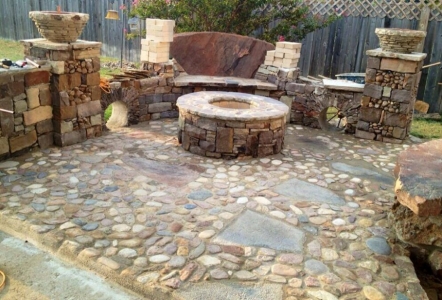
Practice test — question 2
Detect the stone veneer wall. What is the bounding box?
[23,39,103,147]
[177,92,288,158]
[355,50,426,143]
[1,42,426,161]
[105,61,362,135]
[0,67,53,158]
[255,65,362,133]
[178,113,286,159]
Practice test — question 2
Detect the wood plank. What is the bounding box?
[317,25,330,76]
[417,6,430,52]
[323,20,337,77]
[300,30,314,76]
[342,17,357,73]
[423,20,442,112]
[354,17,369,72]
[330,17,344,76]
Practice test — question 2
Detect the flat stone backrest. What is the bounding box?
[170,32,275,78]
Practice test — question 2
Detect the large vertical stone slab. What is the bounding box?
[171,32,275,77]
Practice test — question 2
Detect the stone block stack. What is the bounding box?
[23,39,103,147]
[0,67,53,157]
[264,42,302,68]
[355,49,426,143]
[141,19,175,63]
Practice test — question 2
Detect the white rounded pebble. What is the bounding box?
[237,197,249,204]
[254,197,271,205]
[270,211,286,219]
[134,189,148,196]
[149,255,170,263]
[344,189,355,195]
[112,224,131,232]
[347,202,360,208]
[332,218,346,226]
[199,230,216,239]
[271,160,282,166]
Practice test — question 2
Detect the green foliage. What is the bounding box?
[130,0,339,42]
[104,105,113,122]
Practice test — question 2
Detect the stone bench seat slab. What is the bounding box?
[322,79,365,92]
[174,75,277,90]
[21,38,102,50]
[394,139,442,216]
[366,48,427,61]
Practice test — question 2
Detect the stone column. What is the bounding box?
[23,39,103,146]
[355,49,426,143]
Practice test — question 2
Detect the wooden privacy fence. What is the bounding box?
[304,0,442,21]
[0,0,441,112]
[0,0,142,63]
[301,0,442,113]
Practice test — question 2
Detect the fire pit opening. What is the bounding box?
[209,98,253,109]
[177,91,289,159]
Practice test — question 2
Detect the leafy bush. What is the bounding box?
[130,0,338,42]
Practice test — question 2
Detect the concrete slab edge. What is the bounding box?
[0,214,180,300]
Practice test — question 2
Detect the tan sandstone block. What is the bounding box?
[50,61,65,74]
[90,114,102,126]
[77,100,102,118]
[0,137,9,155]
[23,106,53,126]
[26,87,40,109]
[9,130,37,153]
[380,58,419,73]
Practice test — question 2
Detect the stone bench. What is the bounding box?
[390,139,442,276]
[173,75,277,91]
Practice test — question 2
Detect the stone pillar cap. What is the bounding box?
[366,48,426,62]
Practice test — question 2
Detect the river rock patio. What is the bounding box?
[0,119,427,300]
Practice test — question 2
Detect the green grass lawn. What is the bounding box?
[410,117,442,139]
[1,37,441,139]
[0,39,25,61]
[104,105,112,121]
[100,56,123,79]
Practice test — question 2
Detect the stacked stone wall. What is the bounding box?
[105,61,364,136]
[355,52,424,143]
[256,65,362,133]
[178,113,285,159]
[0,68,53,158]
[1,39,425,161]
[23,39,103,147]
[287,82,361,133]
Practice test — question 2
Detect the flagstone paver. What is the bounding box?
[0,119,427,299]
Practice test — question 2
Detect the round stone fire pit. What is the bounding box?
[177,91,289,158]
